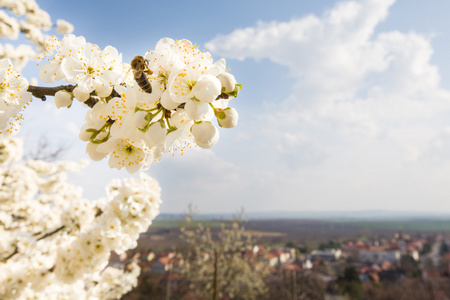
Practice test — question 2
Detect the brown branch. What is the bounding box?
[37,225,65,241]
[27,84,75,101]
[2,246,18,263]
[2,225,67,262]
[83,96,98,108]
[95,208,103,217]
[27,85,103,108]
[216,93,230,100]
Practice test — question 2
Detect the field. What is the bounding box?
[134,218,450,251]
[330,219,450,232]
[150,219,222,228]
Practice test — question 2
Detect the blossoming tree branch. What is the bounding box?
[0,137,160,298]
[2,34,242,173]
[0,0,242,298]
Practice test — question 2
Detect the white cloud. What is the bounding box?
[203,0,450,212]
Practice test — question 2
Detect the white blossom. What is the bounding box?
[0,135,23,163]
[8,29,242,171]
[0,58,32,134]
[168,62,221,104]
[216,107,239,128]
[61,43,122,94]
[191,121,220,149]
[0,10,20,39]
[54,90,73,108]
[56,19,74,34]
[218,72,237,93]
[0,136,162,299]
[39,34,87,83]
[0,43,36,70]
[73,86,90,102]
[97,138,152,173]
[185,98,212,120]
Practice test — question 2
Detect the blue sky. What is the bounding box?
[15,0,450,214]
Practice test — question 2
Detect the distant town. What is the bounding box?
[115,217,450,299]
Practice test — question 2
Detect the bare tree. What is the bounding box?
[265,271,327,300]
[178,207,269,300]
[24,135,70,161]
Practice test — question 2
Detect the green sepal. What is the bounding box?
[91,136,108,144]
[158,120,167,128]
[229,84,243,98]
[91,130,110,144]
[217,111,226,119]
[86,128,100,140]
[167,126,178,134]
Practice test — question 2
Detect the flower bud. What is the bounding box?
[216,107,239,128]
[191,121,219,149]
[218,72,236,93]
[73,86,90,102]
[191,75,221,103]
[54,90,73,108]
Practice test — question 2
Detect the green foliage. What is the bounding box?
[343,267,360,282]
[285,241,295,248]
[337,267,362,300]
[400,255,421,278]
[297,244,311,254]
[420,243,431,255]
[318,239,341,250]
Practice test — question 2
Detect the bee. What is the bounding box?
[130,55,153,93]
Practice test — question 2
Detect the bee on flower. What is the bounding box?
[33,36,242,173]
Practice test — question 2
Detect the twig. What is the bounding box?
[27,84,103,108]
[27,84,75,101]
[2,225,67,262]
[216,92,229,100]
[37,225,65,241]
[2,247,18,262]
